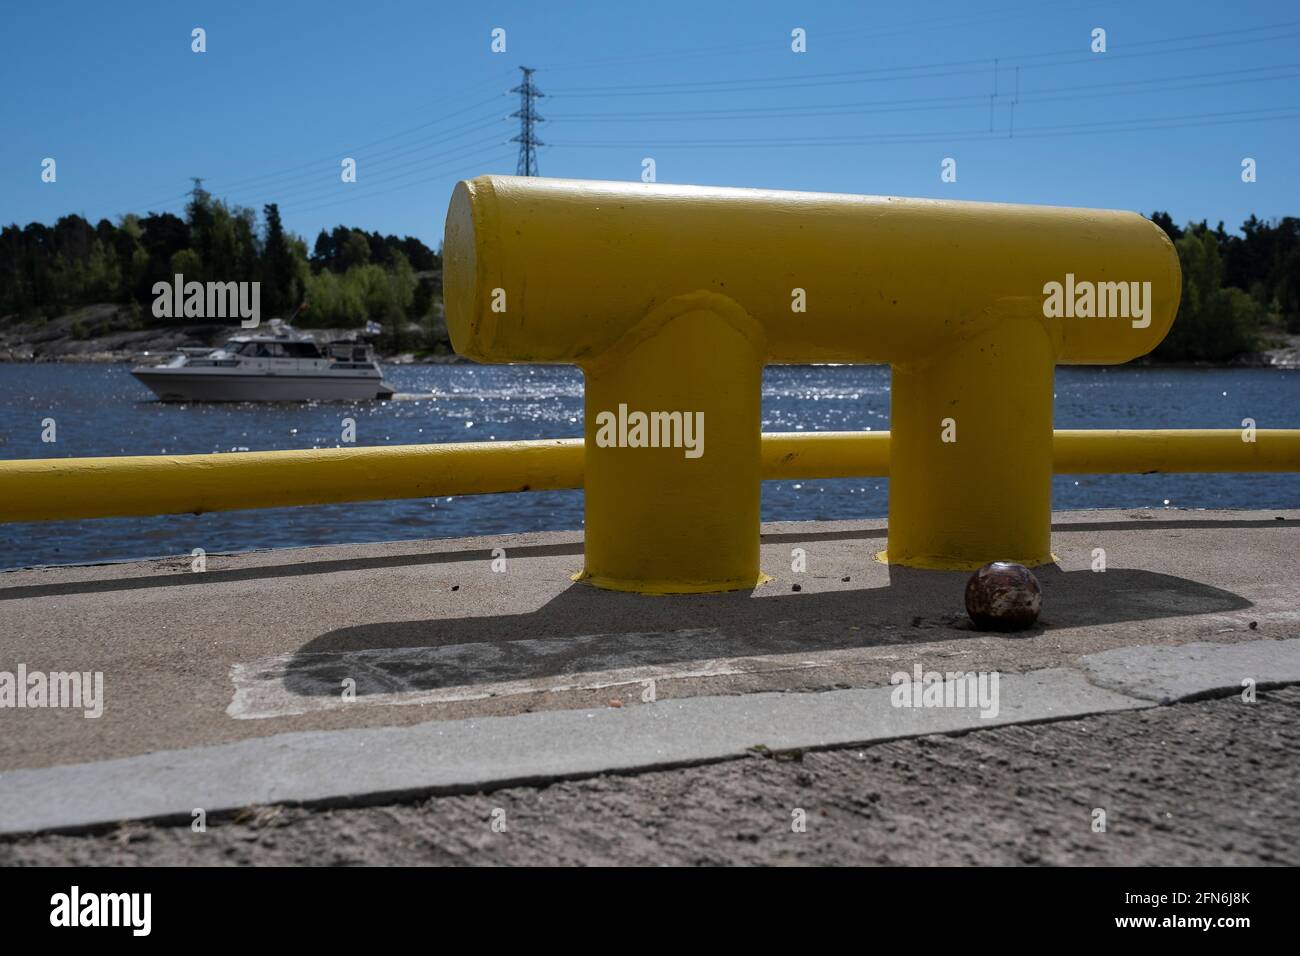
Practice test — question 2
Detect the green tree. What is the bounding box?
[261,203,299,318]
[1154,229,1264,362]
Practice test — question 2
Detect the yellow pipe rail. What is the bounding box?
[445,175,1182,585]
[2,429,1296,524]
[1053,428,1300,474]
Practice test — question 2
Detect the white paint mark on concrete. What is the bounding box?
[227,627,829,719]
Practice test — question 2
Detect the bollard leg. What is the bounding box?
[578,296,766,593]
[886,321,1056,569]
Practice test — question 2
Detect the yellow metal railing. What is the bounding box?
[2,429,1296,524]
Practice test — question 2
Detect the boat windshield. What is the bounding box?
[327,343,373,362]
[230,340,324,358]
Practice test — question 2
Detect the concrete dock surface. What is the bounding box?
[5,686,1298,866]
[1,507,1298,861]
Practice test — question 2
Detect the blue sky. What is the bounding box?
[2,0,1298,249]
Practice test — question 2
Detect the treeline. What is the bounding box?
[0,189,444,350]
[2,194,1297,362]
[1149,212,1299,361]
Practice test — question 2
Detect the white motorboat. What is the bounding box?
[130,321,396,402]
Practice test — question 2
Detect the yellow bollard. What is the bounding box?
[887,319,1057,568]
[444,175,1181,588]
[581,294,766,591]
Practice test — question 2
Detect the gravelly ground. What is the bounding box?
[4,686,1298,866]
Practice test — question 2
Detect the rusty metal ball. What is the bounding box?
[965,561,1042,631]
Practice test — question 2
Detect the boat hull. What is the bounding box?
[131,368,395,402]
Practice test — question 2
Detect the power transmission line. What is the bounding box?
[110,17,1300,220]
[537,0,1127,73]
[279,146,515,216]
[545,105,1300,150]
[206,90,510,195]
[221,123,509,209]
[113,117,512,222]
[543,61,1300,124]
[543,20,1300,97]
[105,73,517,220]
[511,66,544,176]
[243,134,511,212]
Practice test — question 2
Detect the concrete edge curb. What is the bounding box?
[3,638,1298,837]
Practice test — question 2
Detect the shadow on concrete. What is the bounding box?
[2,515,1286,602]
[279,564,1251,700]
[1047,517,1292,533]
[0,540,585,602]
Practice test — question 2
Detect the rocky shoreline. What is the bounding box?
[2,303,1297,369]
[0,304,464,365]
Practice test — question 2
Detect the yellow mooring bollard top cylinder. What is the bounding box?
[444,175,1180,367]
